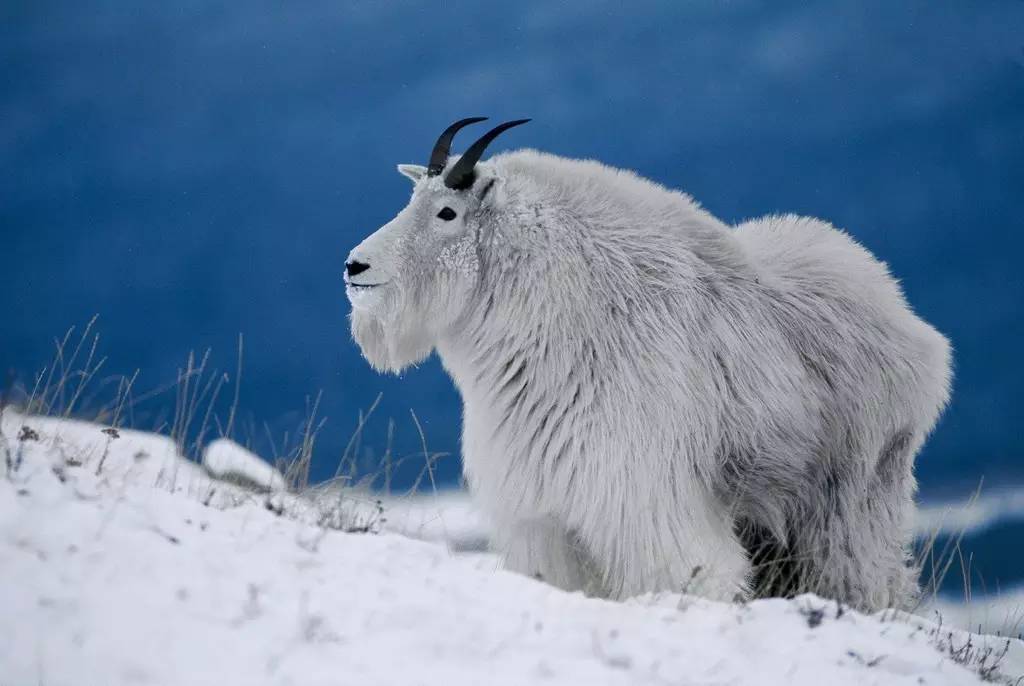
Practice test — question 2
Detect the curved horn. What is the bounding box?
[444,119,531,190]
[427,117,488,177]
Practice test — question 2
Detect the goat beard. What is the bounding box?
[350,307,434,375]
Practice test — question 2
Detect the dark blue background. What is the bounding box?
[3,1,1023,588]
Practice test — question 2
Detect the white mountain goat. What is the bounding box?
[344,118,951,611]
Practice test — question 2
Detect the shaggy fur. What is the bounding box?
[345,149,952,611]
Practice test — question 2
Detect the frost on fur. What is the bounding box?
[344,121,952,612]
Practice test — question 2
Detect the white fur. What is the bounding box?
[346,150,951,611]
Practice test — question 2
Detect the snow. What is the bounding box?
[930,589,1024,639]
[915,488,1024,539]
[2,410,1022,685]
[203,437,289,493]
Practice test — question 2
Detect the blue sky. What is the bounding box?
[3,0,1023,501]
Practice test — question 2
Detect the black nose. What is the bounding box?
[346,260,370,278]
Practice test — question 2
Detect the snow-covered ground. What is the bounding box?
[2,410,1022,685]
[915,488,1024,539]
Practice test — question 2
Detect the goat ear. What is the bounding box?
[475,172,504,206]
[396,164,427,183]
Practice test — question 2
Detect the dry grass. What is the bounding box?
[2,317,449,535]
[923,612,1017,683]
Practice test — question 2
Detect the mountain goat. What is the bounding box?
[344,118,951,611]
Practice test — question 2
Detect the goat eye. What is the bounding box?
[437,207,457,221]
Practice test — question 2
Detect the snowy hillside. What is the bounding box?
[2,411,1022,685]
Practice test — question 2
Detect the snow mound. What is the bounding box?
[915,487,1024,538]
[2,412,1022,685]
[203,437,288,492]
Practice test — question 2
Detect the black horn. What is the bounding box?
[427,117,488,177]
[444,119,531,190]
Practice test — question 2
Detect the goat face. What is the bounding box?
[345,118,528,373]
[345,163,489,373]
